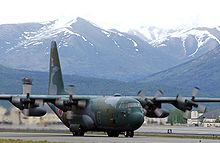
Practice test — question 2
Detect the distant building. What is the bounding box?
[187,111,204,126]
[144,117,168,125]
[2,106,61,125]
[187,110,220,127]
[0,106,7,123]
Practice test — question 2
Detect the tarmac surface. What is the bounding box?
[0,132,219,143]
[0,125,220,143]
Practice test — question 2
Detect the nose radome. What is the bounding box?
[128,112,144,130]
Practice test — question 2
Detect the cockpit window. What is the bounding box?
[128,102,141,108]
[119,102,141,109]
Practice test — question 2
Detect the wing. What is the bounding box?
[0,93,93,117]
[135,88,220,119]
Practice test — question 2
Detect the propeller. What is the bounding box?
[192,87,200,100]
[138,90,169,118]
[173,87,206,119]
[154,90,163,98]
[137,90,145,98]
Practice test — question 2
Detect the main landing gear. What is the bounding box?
[107,131,134,137]
[72,131,85,136]
[124,131,134,137]
[107,131,119,137]
[69,124,85,136]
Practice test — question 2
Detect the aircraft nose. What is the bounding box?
[128,112,144,130]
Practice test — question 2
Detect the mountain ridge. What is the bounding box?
[138,45,220,96]
[0,17,219,82]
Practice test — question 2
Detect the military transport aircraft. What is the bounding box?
[0,41,220,137]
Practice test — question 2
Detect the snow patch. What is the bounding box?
[5,41,10,44]
[101,30,110,37]
[18,18,77,49]
[127,38,138,47]
[81,36,87,42]
[113,40,120,48]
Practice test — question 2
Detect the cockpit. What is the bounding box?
[119,102,142,109]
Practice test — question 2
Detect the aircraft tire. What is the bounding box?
[72,131,85,136]
[124,131,134,137]
[107,131,114,137]
[78,131,85,136]
[124,131,129,137]
[113,132,119,137]
[129,131,134,137]
[107,131,119,137]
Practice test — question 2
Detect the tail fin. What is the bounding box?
[47,41,69,127]
[48,41,66,95]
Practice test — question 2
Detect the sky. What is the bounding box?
[0,0,219,31]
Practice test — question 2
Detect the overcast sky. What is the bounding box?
[0,0,219,31]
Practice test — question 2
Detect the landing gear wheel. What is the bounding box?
[124,131,129,137]
[79,131,85,136]
[72,132,78,136]
[107,131,114,137]
[72,131,85,136]
[107,131,119,137]
[124,131,134,137]
[113,132,119,137]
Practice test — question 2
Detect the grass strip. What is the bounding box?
[135,132,220,140]
[0,139,68,143]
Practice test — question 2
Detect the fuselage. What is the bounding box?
[62,96,144,132]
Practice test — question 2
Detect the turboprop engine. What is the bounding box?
[172,87,206,119]
[10,77,46,117]
[138,90,169,118]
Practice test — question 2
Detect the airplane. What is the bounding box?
[1,41,220,137]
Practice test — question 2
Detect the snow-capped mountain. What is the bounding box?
[0,17,219,81]
[0,17,179,81]
[133,26,220,60]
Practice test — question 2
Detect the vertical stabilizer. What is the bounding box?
[48,41,66,95]
[47,41,69,127]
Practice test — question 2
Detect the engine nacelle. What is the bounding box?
[78,100,87,108]
[55,99,65,109]
[145,108,169,118]
[10,97,23,110]
[173,95,196,112]
[22,107,46,116]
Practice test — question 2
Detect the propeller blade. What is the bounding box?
[197,105,206,113]
[137,90,145,98]
[154,108,163,117]
[154,90,163,98]
[183,110,191,119]
[192,87,200,100]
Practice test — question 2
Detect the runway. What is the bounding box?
[0,132,219,143]
[0,125,220,143]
